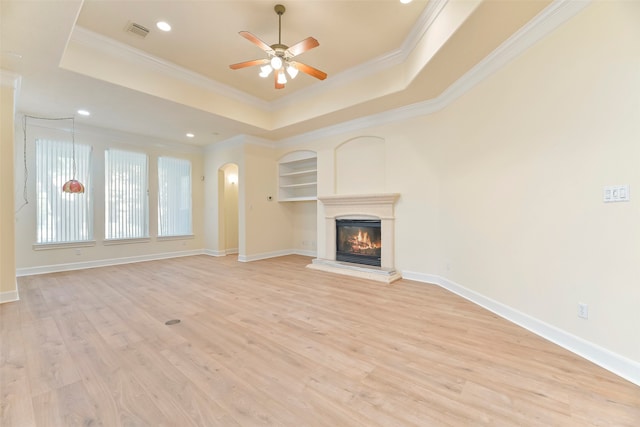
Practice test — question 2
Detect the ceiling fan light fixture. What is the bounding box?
[259,65,272,77]
[230,4,327,89]
[286,64,298,79]
[270,56,283,70]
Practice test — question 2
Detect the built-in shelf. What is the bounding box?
[279,151,317,202]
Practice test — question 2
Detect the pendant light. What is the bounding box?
[62,117,85,193]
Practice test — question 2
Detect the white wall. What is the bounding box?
[14,122,205,273]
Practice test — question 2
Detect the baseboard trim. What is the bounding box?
[402,270,640,387]
[0,288,19,304]
[291,249,316,257]
[204,249,230,257]
[16,250,205,276]
[237,249,295,263]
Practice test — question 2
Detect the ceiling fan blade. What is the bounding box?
[239,31,274,54]
[229,58,269,70]
[290,61,327,80]
[275,69,285,89]
[286,37,319,57]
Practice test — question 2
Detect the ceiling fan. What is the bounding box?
[229,4,327,89]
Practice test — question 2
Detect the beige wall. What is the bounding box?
[14,123,205,272]
[222,163,239,252]
[0,71,18,300]
[284,1,640,364]
[433,0,640,362]
[243,143,292,258]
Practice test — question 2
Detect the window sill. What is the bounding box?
[103,237,151,246]
[33,241,97,251]
[157,234,195,241]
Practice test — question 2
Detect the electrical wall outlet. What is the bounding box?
[578,303,589,319]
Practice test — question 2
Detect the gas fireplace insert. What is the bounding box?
[335,219,381,267]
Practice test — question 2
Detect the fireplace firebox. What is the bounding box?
[336,219,381,267]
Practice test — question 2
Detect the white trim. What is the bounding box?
[402,270,640,387]
[203,249,227,257]
[156,234,195,241]
[270,0,448,110]
[103,238,151,246]
[237,249,299,263]
[33,240,97,251]
[292,249,316,258]
[16,250,204,276]
[0,69,21,90]
[279,0,590,147]
[70,27,270,111]
[0,288,19,304]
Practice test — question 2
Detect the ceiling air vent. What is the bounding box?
[126,22,150,38]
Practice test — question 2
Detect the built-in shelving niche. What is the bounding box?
[278,151,317,202]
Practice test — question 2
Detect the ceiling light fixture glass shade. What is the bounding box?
[277,72,287,85]
[286,65,298,79]
[270,56,283,70]
[259,65,273,78]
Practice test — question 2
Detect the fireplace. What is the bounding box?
[336,219,381,266]
[307,193,401,284]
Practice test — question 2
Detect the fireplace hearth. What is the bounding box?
[336,219,381,266]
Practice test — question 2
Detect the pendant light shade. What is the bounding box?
[62,179,85,193]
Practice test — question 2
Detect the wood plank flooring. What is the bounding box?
[1,255,639,426]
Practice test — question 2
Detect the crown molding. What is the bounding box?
[68,1,450,115]
[279,0,591,147]
[270,0,449,110]
[69,26,271,111]
[0,69,22,89]
[205,133,275,153]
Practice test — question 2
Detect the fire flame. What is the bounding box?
[348,229,381,252]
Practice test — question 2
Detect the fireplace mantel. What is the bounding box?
[308,193,401,283]
[318,193,400,207]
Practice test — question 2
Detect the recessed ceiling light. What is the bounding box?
[156,21,171,32]
[400,0,413,4]
[77,109,91,116]
[186,133,195,138]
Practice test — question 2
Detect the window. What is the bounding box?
[35,139,92,244]
[158,157,192,237]
[105,149,148,240]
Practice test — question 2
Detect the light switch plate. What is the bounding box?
[604,185,630,203]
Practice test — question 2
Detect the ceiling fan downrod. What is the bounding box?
[273,4,287,54]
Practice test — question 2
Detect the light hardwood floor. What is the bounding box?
[2,255,639,426]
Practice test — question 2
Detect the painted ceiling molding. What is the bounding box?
[277,0,591,148]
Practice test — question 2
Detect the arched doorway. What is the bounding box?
[218,163,239,255]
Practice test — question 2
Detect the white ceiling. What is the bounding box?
[1,0,551,147]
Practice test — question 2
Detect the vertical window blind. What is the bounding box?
[158,157,192,237]
[105,149,149,240]
[35,139,93,244]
